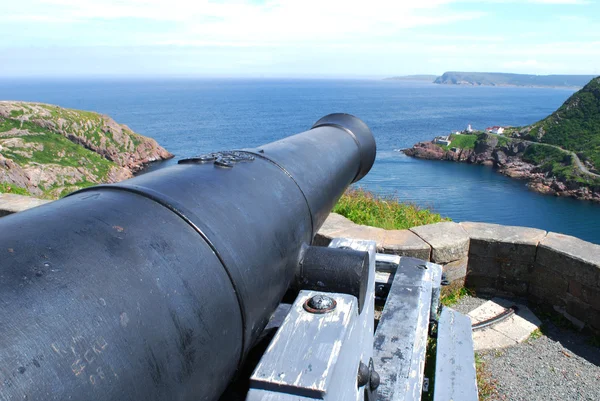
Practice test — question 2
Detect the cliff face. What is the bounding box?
[0,101,173,199]
[403,134,600,202]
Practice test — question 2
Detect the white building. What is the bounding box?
[466,124,473,133]
[434,136,452,146]
[485,126,504,134]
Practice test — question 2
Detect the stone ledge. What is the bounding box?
[537,232,600,286]
[381,229,431,260]
[460,222,546,261]
[0,193,51,217]
[410,222,469,264]
[316,213,431,259]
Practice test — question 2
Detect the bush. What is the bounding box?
[333,188,449,230]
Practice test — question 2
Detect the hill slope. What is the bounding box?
[520,77,600,172]
[0,102,172,199]
[434,72,596,88]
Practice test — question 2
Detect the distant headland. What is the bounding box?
[387,71,598,88]
[402,76,600,202]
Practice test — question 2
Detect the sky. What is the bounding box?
[1,0,599,78]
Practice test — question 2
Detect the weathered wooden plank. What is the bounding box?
[250,290,357,398]
[374,257,433,401]
[434,307,478,401]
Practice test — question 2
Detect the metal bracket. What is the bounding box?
[246,238,376,401]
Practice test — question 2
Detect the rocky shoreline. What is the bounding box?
[403,135,600,202]
[0,101,173,198]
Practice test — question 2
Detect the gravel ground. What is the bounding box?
[451,294,490,315]
[454,296,600,401]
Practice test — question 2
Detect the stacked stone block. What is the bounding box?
[409,222,470,284]
[534,233,600,331]
[315,212,431,260]
[316,213,600,334]
[460,222,546,297]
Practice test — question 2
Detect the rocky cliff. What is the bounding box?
[0,101,173,199]
[403,134,600,202]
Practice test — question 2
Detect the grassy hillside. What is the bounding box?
[436,133,509,151]
[522,144,600,188]
[0,102,172,199]
[523,77,600,172]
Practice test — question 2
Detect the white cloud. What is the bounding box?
[7,0,457,22]
[1,0,598,76]
[3,1,483,43]
[527,0,589,4]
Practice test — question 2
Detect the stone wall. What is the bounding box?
[317,214,470,286]
[317,213,600,334]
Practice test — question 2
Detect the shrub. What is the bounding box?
[333,188,449,230]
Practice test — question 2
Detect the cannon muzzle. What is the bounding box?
[0,114,375,401]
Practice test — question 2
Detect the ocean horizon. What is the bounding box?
[1,78,599,244]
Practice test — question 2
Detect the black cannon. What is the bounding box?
[0,114,376,401]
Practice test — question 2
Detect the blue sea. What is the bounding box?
[1,79,599,244]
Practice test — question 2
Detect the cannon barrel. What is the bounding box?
[0,114,376,401]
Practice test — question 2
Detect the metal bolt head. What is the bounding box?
[357,362,369,387]
[303,294,336,314]
[369,370,380,391]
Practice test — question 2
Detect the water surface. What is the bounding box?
[1,79,598,243]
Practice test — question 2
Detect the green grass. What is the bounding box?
[522,143,567,165]
[21,133,113,178]
[0,182,31,196]
[475,353,499,400]
[496,135,510,146]
[440,286,473,307]
[0,117,48,134]
[0,116,118,195]
[528,328,543,342]
[524,77,600,171]
[333,188,450,230]
[449,134,478,149]
[523,143,600,187]
[437,133,478,151]
[0,105,147,200]
[437,133,510,152]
